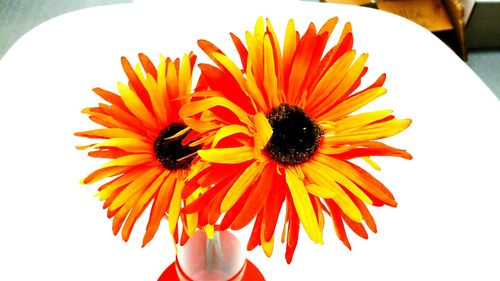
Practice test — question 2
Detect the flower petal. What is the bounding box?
[285,167,323,243]
[91,138,151,153]
[121,170,168,241]
[100,154,154,169]
[179,97,252,127]
[307,159,372,205]
[108,166,162,212]
[143,172,176,246]
[334,110,394,133]
[75,128,146,140]
[212,125,252,148]
[253,112,273,151]
[301,161,362,222]
[220,161,264,212]
[198,146,255,164]
[117,82,157,129]
[322,87,387,121]
[168,176,184,234]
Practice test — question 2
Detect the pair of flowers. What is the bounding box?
[77,16,411,263]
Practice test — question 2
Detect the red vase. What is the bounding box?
[158,230,265,281]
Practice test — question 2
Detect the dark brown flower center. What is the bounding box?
[154,122,199,170]
[264,104,323,165]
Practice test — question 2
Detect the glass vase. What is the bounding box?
[158,230,265,281]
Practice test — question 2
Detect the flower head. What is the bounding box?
[76,53,203,246]
[180,17,412,262]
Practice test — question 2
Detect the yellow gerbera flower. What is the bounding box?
[180,17,412,262]
[76,53,203,246]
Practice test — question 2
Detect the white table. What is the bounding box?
[1,1,499,280]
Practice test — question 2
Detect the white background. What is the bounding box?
[1,1,499,280]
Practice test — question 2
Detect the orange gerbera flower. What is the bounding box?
[76,53,204,246]
[180,17,412,262]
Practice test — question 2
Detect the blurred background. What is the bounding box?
[1,0,498,98]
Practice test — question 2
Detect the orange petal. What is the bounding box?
[143,173,176,246]
[82,166,130,185]
[121,170,168,241]
[91,138,151,153]
[101,154,154,169]
[75,128,146,140]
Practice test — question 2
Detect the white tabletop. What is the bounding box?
[1,1,499,280]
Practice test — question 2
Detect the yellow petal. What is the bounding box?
[198,146,255,164]
[307,50,356,111]
[265,18,284,92]
[315,154,397,206]
[117,82,157,129]
[285,167,323,243]
[245,59,268,112]
[313,197,325,234]
[157,55,168,103]
[301,162,362,222]
[254,16,265,41]
[75,128,146,140]
[253,112,273,150]
[183,117,221,134]
[212,125,252,148]
[204,224,215,240]
[322,87,387,121]
[121,170,169,241]
[308,160,372,205]
[143,172,176,246]
[109,166,162,212]
[263,34,279,108]
[81,166,129,185]
[327,53,369,106]
[168,177,184,234]
[220,161,263,212]
[283,19,297,83]
[144,73,168,125]
[166,61,179,100]
[178,54,192,97]
[179,97,252,127]
[164,126,191,140]
[212,52,248,94]
[97,167,148,200]
[185,192,200,237]
[261,232,275,257]
[333,110,393,133]
[363,156,381,171]
[329,119,412,143]
[306,183,336,198]
[245,31,264,88]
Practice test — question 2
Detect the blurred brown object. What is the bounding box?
[377,0,466,60]
[321,0,373,5]
[442,0,466,60]
[321,0,467,60]
[377,0,452,32]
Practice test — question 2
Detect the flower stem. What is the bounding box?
[206,231,224,272]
